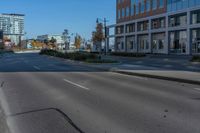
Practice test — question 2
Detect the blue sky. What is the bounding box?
[0,0,116,39]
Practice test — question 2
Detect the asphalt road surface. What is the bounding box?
[0,53,200,133]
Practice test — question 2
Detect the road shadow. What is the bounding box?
[0,52,200,73]
[0,53,106,73]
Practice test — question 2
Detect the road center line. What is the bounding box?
[63,79,90,90]
[33,66,41,70]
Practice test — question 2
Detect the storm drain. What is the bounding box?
[8,108,85,133]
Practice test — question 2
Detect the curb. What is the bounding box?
[113,70,200,85]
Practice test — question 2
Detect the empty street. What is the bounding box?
[0,53,200,133]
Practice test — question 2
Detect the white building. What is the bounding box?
[37,34,65,49]
[0,13,25,45]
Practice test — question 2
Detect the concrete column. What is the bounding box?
[148,19,152,53]
[135,35,138,53]
[123,24,126,52]
[186,10,191,55]
[165,15,169,54]
[135,22,138,53]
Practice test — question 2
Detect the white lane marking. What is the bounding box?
[33,66,41,70]
[63,79,90,90]
[194,88,200,92]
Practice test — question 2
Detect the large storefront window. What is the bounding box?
[170,30,187,54]
[116,37,124,51]
[152,17,165,29]
[138,34,149,53]
[169,13,187,27]
[126,36,136,52]
[138,21,149,31]
[116,25,124,34]
[152,33,165,53]
[126,23,135,33]
[192,29,200,53]
[191,10,200,24]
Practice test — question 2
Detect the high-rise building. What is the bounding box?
[112,0,200,55]
[0,13,25,45]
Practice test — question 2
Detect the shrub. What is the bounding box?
[110,52,146,57]
[40,49,98,61]
[86,59,118,63]
[191,55,200,62]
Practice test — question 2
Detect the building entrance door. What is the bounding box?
[138,35,149,53]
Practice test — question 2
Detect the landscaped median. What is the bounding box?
[191,55,200,62]
[39,49,118,63]
[110,52,146,57]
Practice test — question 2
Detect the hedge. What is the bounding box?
[110,52,146,57]
[40,49,97,61]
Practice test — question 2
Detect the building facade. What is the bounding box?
[0,13,25,45]
[114,0,200,55]
[0,30,3,48]
[37,34,65,49]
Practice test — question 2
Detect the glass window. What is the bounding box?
[169,14,187,27]
[182,0,188,8]
[121,42,124,49]
[122,8,125,18]
[138,21,149,31]
[136,5,139,15]
[152,0,157,10]
[189,0,196,7]
[159,0,164,8]
[170,30,187,53]
[179,15,187,26]
[126,36,136,51]
[192,29,200,53]
[146,0,151,11]
[138,35,149,51]
[126,23,135,33]
[118,9,121,19]
[141,0,145,13]
[126,7,130,17]
[116,25,124,34]
[131,6,135,16]
[152,17,165,29]
[191,10,200,24]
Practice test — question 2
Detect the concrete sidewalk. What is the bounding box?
[113,70,200,85]
[102,55,200,72]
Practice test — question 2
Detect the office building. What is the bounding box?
[113,0,200,54]
[0,13,25,45]
[37,34,65,49]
